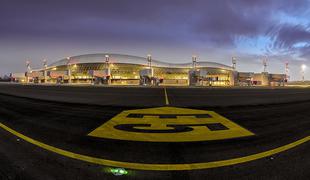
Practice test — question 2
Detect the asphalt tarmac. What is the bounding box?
[1,83,310,107]
[0,84,309,180]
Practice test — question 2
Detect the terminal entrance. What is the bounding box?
[189,69,231,86]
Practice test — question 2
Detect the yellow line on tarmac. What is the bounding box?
[164,87,170,106]
[0,122,309,171]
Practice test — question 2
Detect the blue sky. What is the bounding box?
[0,0,309,80]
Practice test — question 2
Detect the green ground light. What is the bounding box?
[110,168,128,176]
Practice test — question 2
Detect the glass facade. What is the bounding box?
[28,54,236,86]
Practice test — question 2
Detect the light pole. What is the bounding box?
[105,55,111,84]
[192,55,197,69]
[43,59,47,69]
[105,54,110,67]
[263,58,267,73]
[43,59,47,83]
[67,57,72,84]
[26,60,31,72]
[301,64,306,82]
[26,60,31,83]
[232,57,237,70]
[285,62,289,81]
[147,54,152,69]
[147,54,153,78]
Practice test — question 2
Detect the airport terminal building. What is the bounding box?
[12,53,287,86]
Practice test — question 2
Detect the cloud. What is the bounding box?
[191,1,275,46]
[265,23,310,62]
[0,0,309,48]
[270,24,310,49]
[0,0,309,78]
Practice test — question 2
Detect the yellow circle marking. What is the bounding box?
[88,107,254,142]
[0,122,309,171]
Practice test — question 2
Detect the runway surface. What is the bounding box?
[0,84,309,179]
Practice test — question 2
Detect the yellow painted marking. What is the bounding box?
[164,87,169,105]
[88,107,254,142]
[0,122,309,171]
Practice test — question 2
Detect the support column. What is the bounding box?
[44,70,47,83]
[68,68,72,84]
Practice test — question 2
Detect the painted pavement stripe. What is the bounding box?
[0,122,309,171]
[164,87,170,106]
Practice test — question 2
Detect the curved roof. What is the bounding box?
[49,53,233,70]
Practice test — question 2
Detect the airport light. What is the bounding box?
[285,62,289,81]
[232,57,237,70]
[26,60,31,72]
[263,58,267,72]
[105,55,109,63]
[301,64,306,82]
[25,60,31,83]
[105,54,110,68]
[192,55,197,69]
[66,56,71,62]
[147,54,152,68]
[301,64,306,71]
[43,59,47,69]
[43,59,48,83]
[110,168,128,176]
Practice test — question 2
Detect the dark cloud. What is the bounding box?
[265,23,310,63]
[0,0,309,47]
[189,0,309,47]
[0,0,309,78]
[0,0,198,44]
[270,24,310,49]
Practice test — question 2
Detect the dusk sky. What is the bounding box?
[0,0,309,80]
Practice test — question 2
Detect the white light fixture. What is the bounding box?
[301,64,306,82]
[301,64,306,71]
